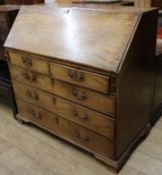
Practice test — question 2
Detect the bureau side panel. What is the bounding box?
[115,9,158,159]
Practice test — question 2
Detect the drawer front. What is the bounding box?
[10,64,52,92]
[10,65,115,115]
[50,63,110,94]
[13,82,114,138]
[16,99,114,159]
[8,51,49,75]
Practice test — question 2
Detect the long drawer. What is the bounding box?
[16,99,114,159]
[10,65,115,116]
[13,82,114,138]
[8,51,49,75]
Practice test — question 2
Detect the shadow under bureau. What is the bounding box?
[4,5,158,172]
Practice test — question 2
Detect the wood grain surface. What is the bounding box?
[13,81,115,138]
[5,5,139,73]
[50,62,110,94]
[4,5,159,172]
[9,50,110,93]
[9,65,116,115]
[16,99,114,159]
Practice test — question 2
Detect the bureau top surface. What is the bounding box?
[5,5,141,73]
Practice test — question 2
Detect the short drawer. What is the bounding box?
[10,65,115,116]
[13,82,115,138]
[16,99,114,159]
[8,51,49,75]
[50,63,110,94]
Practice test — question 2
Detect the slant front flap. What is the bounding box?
[5,5,139,73]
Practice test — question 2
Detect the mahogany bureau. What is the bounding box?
[4,5,158,172]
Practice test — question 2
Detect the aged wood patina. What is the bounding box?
[5,5,158,172]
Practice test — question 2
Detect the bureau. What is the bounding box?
[4,5,158,172]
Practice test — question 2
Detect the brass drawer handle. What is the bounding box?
[75,130,89,142]
[31,74,37,82]
[68,69,85,81]
[27,90,39,101]
[23,72,37,82]
[73,108,88,121]
[71,88,87,101]
[31,110,42,119]
[22,56,32,67]
[72,88,77,96]
[55,117,59,124]
[84,135,89,142]
[80,114,88,121]
[73,108,78,117]
[78,92,86,100]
